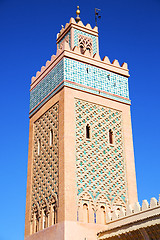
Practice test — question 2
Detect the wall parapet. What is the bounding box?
[106,196,160,223]
[97,196,160,240]
[30,34,129,88]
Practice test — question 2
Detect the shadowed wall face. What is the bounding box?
[31,103,59,233]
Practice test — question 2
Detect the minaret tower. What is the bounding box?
[25,7,137,240]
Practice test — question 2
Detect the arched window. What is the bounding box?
[83,203,89,223]
[38,139,41,155]
[100,206,106,224]
[45,213,48,228]
[109,129,113,144]
[33,211,39,233]
[53,206,57,224]
[115,205,121,213]
[78,34,92,55]
[50,129,53,146]
[86,124,90,139]
[50,204,57,226]
[80,45,84,54]
[35,217,39,232]
[43,210,48,229]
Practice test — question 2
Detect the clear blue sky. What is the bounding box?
[0,0,160,239]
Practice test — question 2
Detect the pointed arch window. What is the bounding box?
[35,217,39,232]
[100,206,106,224]
[33,211,39,233]
[86,124,90,139]
[109,129,113,145]
[53,206,57,225]
[83,203,89,223]
[43,210,48,229]
[80,44,84,54]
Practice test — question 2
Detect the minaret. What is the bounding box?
[25,7,137,240]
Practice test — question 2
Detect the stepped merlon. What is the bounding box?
[30,17,130,117]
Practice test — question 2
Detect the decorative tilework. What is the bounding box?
[30,60,64,111]
[58,31,71,49]
[64,58,129,99]
[74,29,97,55]
[31,103,59,218]
[64,81,130,105]
[75,99,128,210]
[30,58,130,114]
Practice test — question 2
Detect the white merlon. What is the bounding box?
[126,204,132,216]
[150,197,158,208]
[142,199,149,210]
[134,202,141,213]
[106,196,160,223]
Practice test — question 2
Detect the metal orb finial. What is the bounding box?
[75,6,81,23]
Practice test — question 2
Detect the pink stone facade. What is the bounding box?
[25,16,138,240]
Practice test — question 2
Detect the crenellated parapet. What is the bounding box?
[29,18,130,117]
[98,196,160,240]
[106,196,160,222]
[57,17,98,40]
[31,36,129,87]
[56,17,98,55]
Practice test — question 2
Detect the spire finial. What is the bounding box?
[75,6,81,23]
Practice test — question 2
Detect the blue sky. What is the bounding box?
[0,0,160,239]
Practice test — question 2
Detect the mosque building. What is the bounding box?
[25,7,160,240]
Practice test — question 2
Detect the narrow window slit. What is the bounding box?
[109,129,113,144]
[50,129,53,146]
[38,139,41,155]
[86,124,90,139]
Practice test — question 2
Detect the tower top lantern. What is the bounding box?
[75,6,81,23]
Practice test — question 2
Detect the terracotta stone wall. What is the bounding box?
[75,99,128,218]
[62,86,137,224]
[25,89,65,237]
[25,85,137,238]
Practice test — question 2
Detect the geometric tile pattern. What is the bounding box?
[30,60,64,111]
[74,29,97,55]
[31,103,59,218]
[64,81,130,104]
[75,99,127,210]
[64,58,129,99]
[30,58,129,112]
